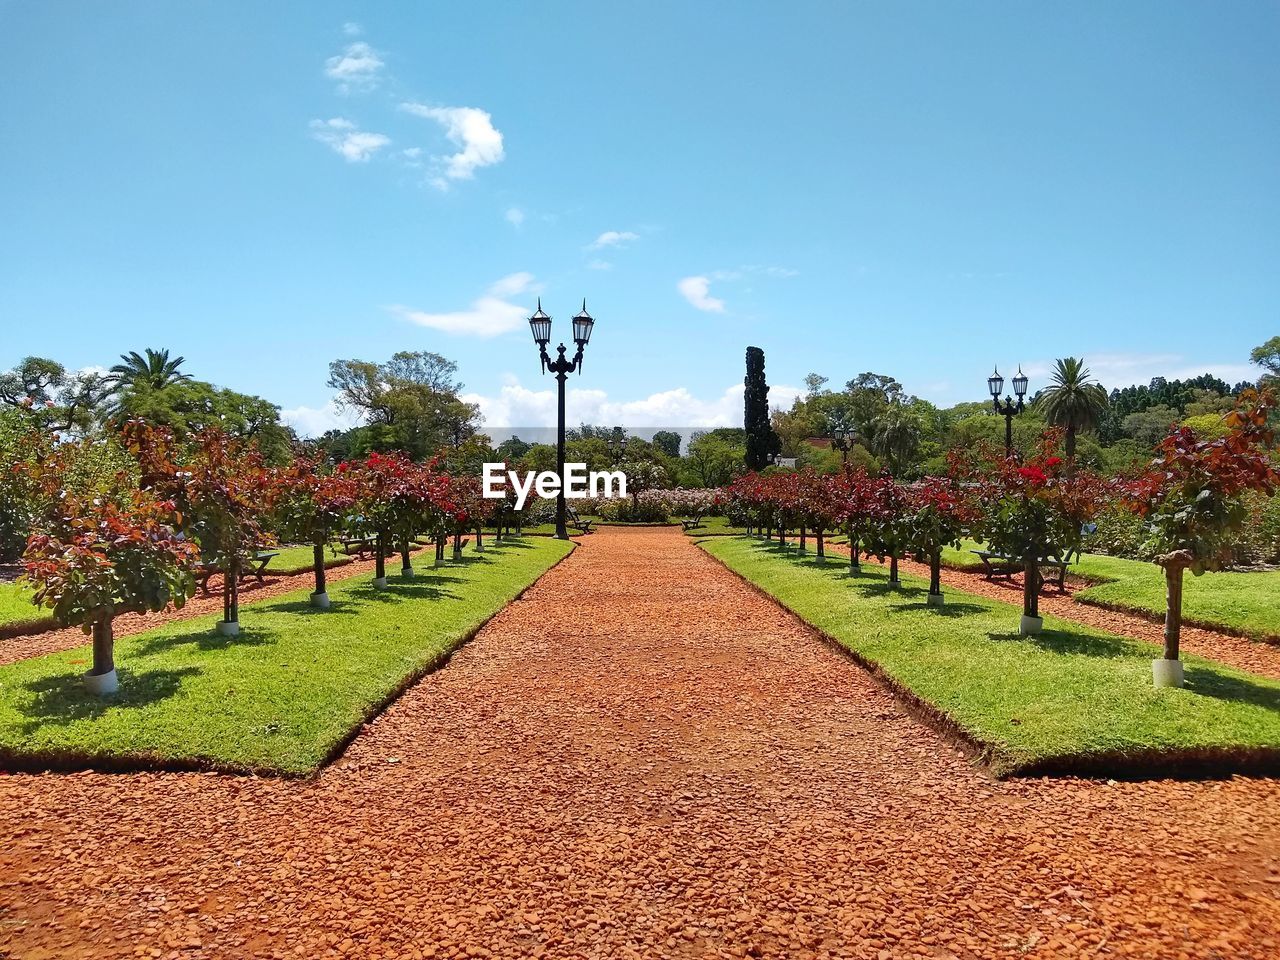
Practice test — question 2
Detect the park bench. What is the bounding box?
[566,507,594,535]
[679,510,708,532]
[338,535,378,558]
[195,550,279,596]
[970,548,1077,591]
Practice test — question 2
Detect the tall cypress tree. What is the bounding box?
[744,346,772,470]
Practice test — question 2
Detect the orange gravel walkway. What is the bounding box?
[1,527,1278,959]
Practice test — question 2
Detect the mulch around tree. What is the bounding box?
[1,526,1277,959]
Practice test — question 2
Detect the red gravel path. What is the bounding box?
[1,526,1278,959]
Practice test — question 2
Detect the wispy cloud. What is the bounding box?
[464,377,803,429]
[399,102,505,187]
[281,399,363,437]
[1022,352,1256,391]
[342,22,362,37]
[677,276,726,313]
[587,259,613,271]
[505,207,525,227]
[325,41,385,92]
[587,230,639,251]
[389,273,540,337]
[310,117,390,162]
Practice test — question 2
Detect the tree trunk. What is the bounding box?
[92,614,114,676]
[436,537,445,564]
[224,556,240,624]
[1065,426,1077,461]
[401,538,412,573]
[375,533,386,580]
[475,526,484,552]
[1023,554,1039,618]
[799,525,807,551]
[850,533,860,569]
[778,525,786,547]
[889,555,899,585]
[453,531,462,559]
[816,529,825,557]
[1164,563,1184,661]
[930,553,942,596]
[313,539,327,595]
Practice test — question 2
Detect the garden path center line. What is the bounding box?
[1,526,1277,959]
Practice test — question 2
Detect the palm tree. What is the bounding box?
[1036,357,1108,459]
[108,348,192,391]
[871,405,921,476]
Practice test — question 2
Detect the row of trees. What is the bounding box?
[18,423,510,695]
[720,389,1278,687]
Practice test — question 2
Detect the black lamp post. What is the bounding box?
[988,365,1029,456]
[529,298,595,540]
[830,428,855,465]
[606,432,628,464]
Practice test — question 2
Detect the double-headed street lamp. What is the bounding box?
[529,298,596,540]
[606,431,628,464]
[987,365,1029,456]
[830,428,855,465]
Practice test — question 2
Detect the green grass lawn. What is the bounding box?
[269,544,357,576]
[0,581,53,634]
[701,536,1280,778]
[683,516,750,536]
[937,538,1280,642]
[0,537,573,776]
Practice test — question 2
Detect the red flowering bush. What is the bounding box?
[270,457,359,603]
[907,474,979,601]
[862,473,911,585]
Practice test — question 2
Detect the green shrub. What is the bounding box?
[1084,505,1154,560]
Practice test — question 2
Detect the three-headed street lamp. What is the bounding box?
[987,365,1029,456]
[830,428,855,465]
[529,298,596,540]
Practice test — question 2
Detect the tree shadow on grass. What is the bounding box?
[986,628,1140,661]
[890,600,987,618]
[17,666,199,732]
[1186,670,1280,712]
[131,624,282,657]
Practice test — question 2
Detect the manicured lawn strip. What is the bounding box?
[270,544,356,575]
[700,537,1280,778]
[936,538,1280,642]
[0,537,573,776]
[0,582,53,636]
[683,516,750,536]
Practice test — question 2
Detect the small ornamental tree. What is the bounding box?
[832,466,874,571]
[124,422,274,635]
[347,451,419,586]
[969,435,1106,634]
[270,457,358,607]
[863,473,910,586]
[1124,389,1279,686]
[24,490,198,694]
[907,474,977,606]
[794,469,840,556]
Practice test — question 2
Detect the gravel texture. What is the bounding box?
[1,526,1278,959]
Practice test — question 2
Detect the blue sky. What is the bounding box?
[2,1,1276,435]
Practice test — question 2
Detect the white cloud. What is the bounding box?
[342,22,362,36]
[310,117,390,162]
[677,276,726,313]
[399,102,505,185]
[389,273,540,337]
[325,41,384,92]
[587,230,639,251]
[463,377,803,429]
[1021,353,1257,392]
[505,207,525,227]
[281,400,362,438]
[587,259,612,271]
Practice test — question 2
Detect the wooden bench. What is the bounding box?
[970,549,1077,591]
[339,536,377,558]
[679,511,708,532]
[566,508,594,535]
[195,550,279,596]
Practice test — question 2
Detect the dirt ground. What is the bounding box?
[1,526,1277,959]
